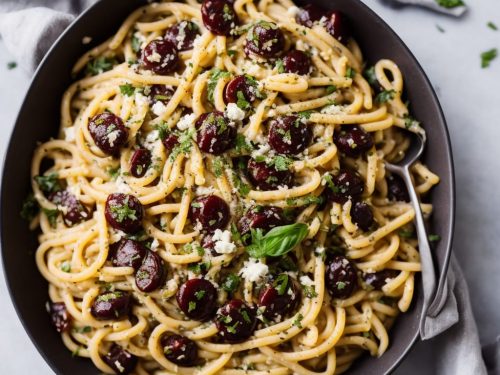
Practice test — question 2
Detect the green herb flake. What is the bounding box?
[267,155,293,172]
[236,90,251,111]
[363,66,378,86]
[246,223,309,259]
[436,24,446,33]
[273,274,289,296]
[34,173,62,194]
[275,59,285,73]
[428,234,441,242]
[20,193,39,221]
[222,273,241,293]
[195,290,206,300]
[7,61,17,70]
[302,284,318,298]
[435,0,464,8]
[375,89,396,104]
[345,67,355,79]
[487,22,498,31]
[481,48,498,68]
[227,50,237,57]
[207,68,231,103]
[85,56,117,76]
[188,301,197,312]
[42,208,59,227]
[326,85,337,94]
[293,313,304,328]
[235,134,253,154]
[169,129,195,162]
[336,281,346,290]
[119,83,135,96]
[241,309,251,324]
[110,197,137,223]
[398,229,415,239]
[212,156,225,178]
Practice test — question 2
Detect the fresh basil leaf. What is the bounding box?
[246,223,309,258]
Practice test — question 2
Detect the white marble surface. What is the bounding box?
[0,0,499,374]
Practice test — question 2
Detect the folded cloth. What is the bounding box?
[382,0,467,16]
[0,2,488,374]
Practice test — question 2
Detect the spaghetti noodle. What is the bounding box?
[25,0,440,374]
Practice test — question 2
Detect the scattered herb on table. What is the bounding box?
[481,48,498,68]
[436,0,465,8]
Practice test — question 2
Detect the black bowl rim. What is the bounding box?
[0,0,455,374]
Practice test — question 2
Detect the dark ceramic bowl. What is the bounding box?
[0,0,455,374]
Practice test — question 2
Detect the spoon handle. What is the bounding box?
[389,164,436,336]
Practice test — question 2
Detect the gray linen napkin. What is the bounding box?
[0,1,489,374]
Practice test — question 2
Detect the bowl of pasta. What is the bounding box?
[0,0,454,374]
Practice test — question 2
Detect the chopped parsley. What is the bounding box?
[131,33,142,53]
[297,110,312,121]
[293,313,304,328]
[194,290,206,300]
[85,56,117,76]
[398,229,415,238]
[226,321,240,334]
[481,48,498,68]
[436,24,446,33]
[286,195,324,207]
[187,261,211,275]
[154,121,170,141]
[231,171,251,197]
[363,66,378,86]
[42,208,59,227]
[428,234,441,242]
[169,129,195,161]
[275,59,285,73]
[302,284,318,298]
[236,91,251,110]
[323,174,339,193]
[222,273,241,293]
[336,281,346,290]
[110,197,137,223]
[7,61,17,70]
[20,194,39,221]
[273,274,289,296]
[207,68,231,103]
[375,89,396,103]
[74,326,92,334]
[487,22,498,31]
[404,115,421,130]
[227,49,237,57]
[345,67,355,78]
[119,83,135,96]
[106,166,121,180]
[326,85,337,94]
[241,309,251,324]
[435,0,464,8]
[188,301,197,312]
[34,173,62,194]
[235,134,253,154]
[266,155,293,172]
[212,156,225,178]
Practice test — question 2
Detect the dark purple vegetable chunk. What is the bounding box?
[48,302,71,333]
[247,158,293,191]
[161,333,199,367]
[283,50,312,75]
[88,112,128,155]
[238,205,287,239]
[103,344,138,374]
[324,10,352,44]
[295,4,324,27]
[141,39,179,75]
[350,201,374,232]
[333,125,373,157]
[148,84,175,105]
[190,194,230,232]
[387,174,410,202]
[215,299,257,343]
[165,21,200,51]
[130,148,151,178]
[201,0,238,36]
[135,250,165,292]
[363,269,399,290]
[195,111,236,155]
[176,278,218,321]
[49,190,89,226]
[162,133,179,152]
[224,75,257,104]
[105,193,144,233]
[91,291,132,320]
[324,169,364,204]
[244,21,285,59]
[325,254,358,299]
[258,274,301,319]
[268,115,312,155]
[111,239,148,270]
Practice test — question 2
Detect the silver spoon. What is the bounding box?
[384,130,443,335]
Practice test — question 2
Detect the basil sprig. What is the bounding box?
[246,223,309,258]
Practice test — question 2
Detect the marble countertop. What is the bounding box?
[0,0,499,373]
